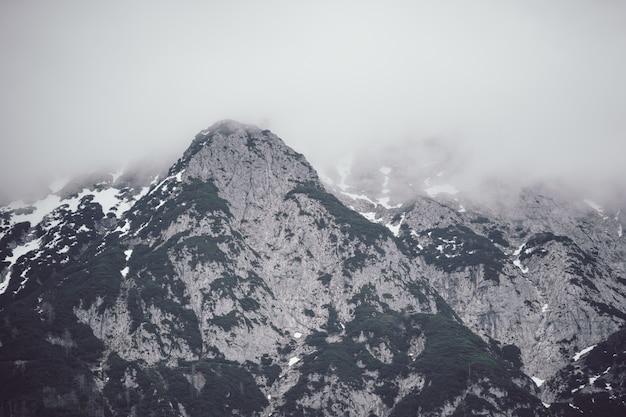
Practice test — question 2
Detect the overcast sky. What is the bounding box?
[1,0,625,199]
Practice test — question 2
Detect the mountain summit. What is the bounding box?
[1,121,622,416]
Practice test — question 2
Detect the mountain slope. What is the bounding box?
[0,121,548,417]
[330,161,626,415]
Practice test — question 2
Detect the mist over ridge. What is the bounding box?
[1,0,625,205]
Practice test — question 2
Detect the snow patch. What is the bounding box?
[458,204,466,213]
[120,267,130,278]
[542,304,549,313]
[377,196,401,209]
[293,332,302,339]
[0,237,42,295]
[386,213,405,237]
[90,188,123,214]
[513,259,528,274]
[341,191,378,207]
[114,221,131,236]
[124,249,133,261]
[513,243,525,257]
[359,212,381,223]
[573,345,596,361]
[7,194,62,227]
[288,357,300,366]
[531,376,545,387]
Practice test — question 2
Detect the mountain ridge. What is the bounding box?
[0,120,623,416]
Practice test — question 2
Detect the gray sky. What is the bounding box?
[1,0,625,199]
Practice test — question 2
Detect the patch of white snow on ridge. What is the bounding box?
[542,304,549,313]
[589,375,600,385]
[288,357,300,366]
[377,196,401,209]
[341,192,378,207]
[8,195,62,227]
[513,259,528,274]
[124,249,133,261]
[114,221,131,236]
[0,238,42,295]
[531,376,545,387]
[458,204,466,213]
[293,332,302,339]
[378,196,391,209]
[386,213,405,237]
[0,273,11,295]
[424,184,459,198]
[91,188,123,214]
[120,267,130,278]
[573,345,596,361]
[359,212,381,223]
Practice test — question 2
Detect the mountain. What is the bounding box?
[0,120,623,416]
[327,156,626,414]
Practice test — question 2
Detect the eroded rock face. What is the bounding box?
[386,192,626,382]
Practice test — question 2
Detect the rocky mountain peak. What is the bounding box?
[169,120,321,223]
[2,121,622,416]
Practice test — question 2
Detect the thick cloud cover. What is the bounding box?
[1,0,625,201]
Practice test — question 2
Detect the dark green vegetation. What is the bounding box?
[414,225,506,282]
[127,178,231,239]
[286,182,394,247]
[548,327,626,417]
[281,297,543,416]
[102,356,268,417]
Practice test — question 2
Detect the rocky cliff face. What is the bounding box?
[330,161,626,414]
[0,121,551,417]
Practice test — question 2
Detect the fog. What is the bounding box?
[1,0,625,203]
